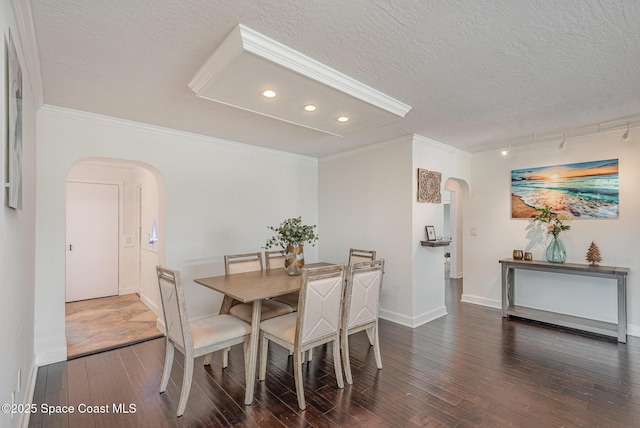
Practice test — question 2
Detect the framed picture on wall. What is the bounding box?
[510,158,619,219]
[7,29,23,210]
[425,225,436,241]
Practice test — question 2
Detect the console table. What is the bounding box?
[499,258,629,343]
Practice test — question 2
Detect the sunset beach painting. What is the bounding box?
[511,159,619,219]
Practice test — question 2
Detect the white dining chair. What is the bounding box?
[265,250,299,311]
[156,266,251,417]
[224,252,293,321]
[348,248,377,264]
[258,264,346,410]
[209,252,293,367]
[341,259,385,384]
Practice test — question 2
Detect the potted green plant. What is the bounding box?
[533,205,571,263]
[264,217,318,275]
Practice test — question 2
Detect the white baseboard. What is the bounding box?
[35,347,67,366]
[140,294,160,315]
[379,305,447,328]
[459,295,640,339]
[18,363,38,428]
[156,317,166,334]
[119,287,135,296]
[625,324,640,338]
[461,293,501,309]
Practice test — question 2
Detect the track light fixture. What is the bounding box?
[622,122,630,140]
[558,133,566,150]
[478,114,640,154]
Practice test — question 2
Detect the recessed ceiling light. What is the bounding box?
[337,115,349,123]
[303,104,317,112]
[262,89,277,98]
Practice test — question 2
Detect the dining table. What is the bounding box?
[194,262,331,405]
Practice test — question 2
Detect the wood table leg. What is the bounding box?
[244,299,262,405]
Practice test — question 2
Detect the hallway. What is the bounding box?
[65,294,163,359]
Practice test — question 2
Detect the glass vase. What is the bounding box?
[545,236,566,264]
[284,244,304,275]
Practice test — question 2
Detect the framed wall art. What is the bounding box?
[511,159,619,219]
[7,29,23,210]
[417,168,441,203]
[425,225,436,241]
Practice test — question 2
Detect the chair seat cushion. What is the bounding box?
[229,299,293,323]
[190,314,251,350]
[271,291,299,310]
[260,312,297,345]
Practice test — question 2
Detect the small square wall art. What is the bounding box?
[417,168,441,203]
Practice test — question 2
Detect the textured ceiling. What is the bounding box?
[29,0,640,157]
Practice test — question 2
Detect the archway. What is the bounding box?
[65,157,165,358]
[443,177,470,291]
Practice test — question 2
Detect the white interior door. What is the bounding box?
[66,182,119,302]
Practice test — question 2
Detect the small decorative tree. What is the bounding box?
[586,241,602,266]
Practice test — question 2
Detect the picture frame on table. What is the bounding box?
[425,226,436,241]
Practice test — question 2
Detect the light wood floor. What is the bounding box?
[65,293,163,359]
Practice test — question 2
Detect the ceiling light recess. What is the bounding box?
[262,89,276,98]
[188,24,412,136]
[303,104,317,112]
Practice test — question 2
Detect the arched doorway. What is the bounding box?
[443,177,470,298]
[65,158,165,358]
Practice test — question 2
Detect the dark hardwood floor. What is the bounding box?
[29,279,640,427]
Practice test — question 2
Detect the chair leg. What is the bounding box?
[365,327,374,346]
[177,355,194,417]
[258,333,268,381]
[341,331,353,385]
[333,337,344,389]
[159,339,174,393]
[372,324,383,369]
[203,352,213,366]
[293,349,306,410]
[222,347,230,368]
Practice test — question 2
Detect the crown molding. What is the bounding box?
[11,0,45,108]
[237,24,412,118]
[319,134,414,161]
[412,134,473,158]
[189,24,411,119]
[39,105,318,161]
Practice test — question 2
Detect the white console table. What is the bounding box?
[499,258,629,343]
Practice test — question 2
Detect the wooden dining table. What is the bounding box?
[194,262,331,405]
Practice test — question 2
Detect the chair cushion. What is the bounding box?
[229,299,293,323]
[260,312,297,345]
[271,291,299,310]
[190,314,251,350]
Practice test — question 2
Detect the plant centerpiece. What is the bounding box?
[264,217,318,275]
[533,205,571,263]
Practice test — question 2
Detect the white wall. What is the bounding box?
[34,106,318,364]
[318,134,472,327]
[319,136,414,324]
[0,1,38,426]
[464,130,640,335]
[138,166,162,315]
[411,136,471,325]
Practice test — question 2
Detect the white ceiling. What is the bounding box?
[28,0,640,158]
